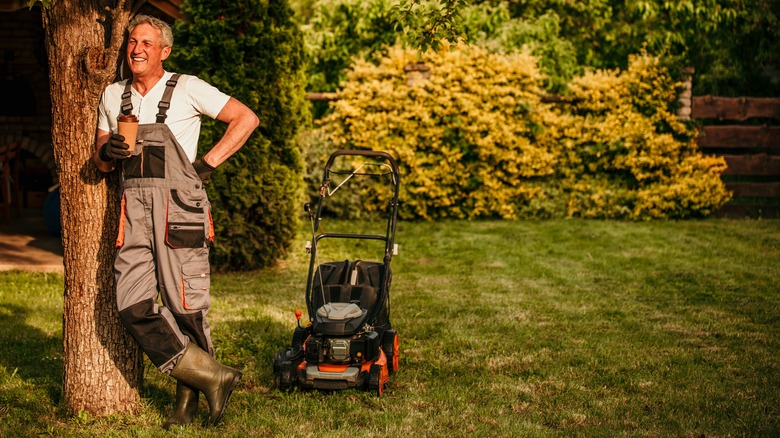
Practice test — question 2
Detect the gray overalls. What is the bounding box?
[114,74,215,374]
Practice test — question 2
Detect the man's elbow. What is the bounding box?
[248,111,259,131]
[236,106,259,135]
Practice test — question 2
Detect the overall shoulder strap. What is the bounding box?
[156,73,182,123]
[120,80,133,115]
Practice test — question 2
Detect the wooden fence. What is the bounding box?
[692,96,780,218]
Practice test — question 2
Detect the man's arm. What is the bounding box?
[93,129,115,173]
[200,97,260,167]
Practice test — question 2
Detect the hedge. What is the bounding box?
[169,0,309,270]
[315,42,730,220]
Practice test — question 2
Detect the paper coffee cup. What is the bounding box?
[117,115,139,153]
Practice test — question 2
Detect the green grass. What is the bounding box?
[1,219,778,436]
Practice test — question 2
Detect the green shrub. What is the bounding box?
[298,0,399,93]
[296,0,580,98]
[460,4,579,94]
[317,43,730,220]
[509,1,780,97]
[169,0,309,270]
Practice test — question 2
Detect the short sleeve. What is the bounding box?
[185,76,231,120]
[96,90,111,132]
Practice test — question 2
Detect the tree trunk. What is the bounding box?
[42,0,141,415]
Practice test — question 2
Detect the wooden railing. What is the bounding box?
[692,96,780,218]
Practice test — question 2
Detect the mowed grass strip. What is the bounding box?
[0,219,778,436]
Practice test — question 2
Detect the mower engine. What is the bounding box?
[328,338,350,362]
[305,330,380,364]
[274,316,395,394]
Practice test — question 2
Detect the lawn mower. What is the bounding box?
[273,149,401,396]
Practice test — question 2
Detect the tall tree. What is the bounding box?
[40,0,141,415]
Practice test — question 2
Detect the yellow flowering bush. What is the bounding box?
[549,53,731,219]
[318,42,558,219]
[315,44,731,220]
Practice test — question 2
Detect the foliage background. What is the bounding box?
[294,0,780,97]
[169,0,310,270]
[509,0,780,97]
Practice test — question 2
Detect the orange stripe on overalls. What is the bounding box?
[180,277,190,310]
[208,209,215,243]
[115,194,127,248]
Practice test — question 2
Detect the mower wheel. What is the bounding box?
[382,330,400,373]
[272,353,282,376]
[279,361,294,390]
[368,364,384,396]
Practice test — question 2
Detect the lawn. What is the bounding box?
[0,219,778,437]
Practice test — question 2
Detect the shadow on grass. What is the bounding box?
[216,314,294,390]
[0,303,62,435]
[137,359,178,423]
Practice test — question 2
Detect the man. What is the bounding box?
[93,15,259,428]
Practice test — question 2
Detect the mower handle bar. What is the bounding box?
[305,149,400,324]
[314,232,387,244]
[323,149,400,175]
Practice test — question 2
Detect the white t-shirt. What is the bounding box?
[97,71,231,162]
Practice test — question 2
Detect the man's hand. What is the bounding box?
[193,158,216,185]
[98,134,131,161]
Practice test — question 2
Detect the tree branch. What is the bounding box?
[84,0,133,93]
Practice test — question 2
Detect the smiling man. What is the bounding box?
[92,15,259,428]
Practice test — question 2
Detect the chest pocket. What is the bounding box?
[118,74,181,179]
[122,143,166,179]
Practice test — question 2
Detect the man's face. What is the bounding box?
[126,23,171,79]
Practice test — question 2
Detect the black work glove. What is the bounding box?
[98,134,131,161]
[192,158,216,185]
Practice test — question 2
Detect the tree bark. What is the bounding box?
[42,0,142,415]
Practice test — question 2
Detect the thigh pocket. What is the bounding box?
[166,189,208,249]
[181,258,210,311]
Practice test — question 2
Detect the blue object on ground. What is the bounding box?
[44,186,61,236]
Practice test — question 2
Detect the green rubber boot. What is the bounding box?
[170,343,243,426]
[162,382,198,429]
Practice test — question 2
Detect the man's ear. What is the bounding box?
[161,46,172,61]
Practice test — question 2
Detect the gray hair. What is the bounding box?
[128,15,174,48]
